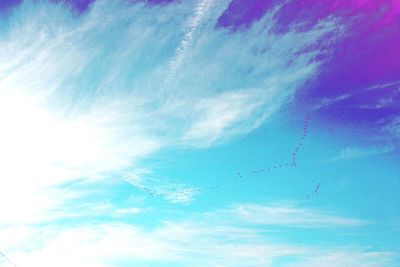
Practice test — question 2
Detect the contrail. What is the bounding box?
[165,0,215,85]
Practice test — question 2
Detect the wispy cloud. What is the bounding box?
[183,89,273,146]
[331,146,394,161]
[0,2,395,267]
[0,204,393,267]
[0,0,338,211]
[287,250,398,267]
[381,116,400,138]
[0,9,339,259]
[312,94,351,110]
[165,0,225,85]
[210,202,368,228]
[124,172,217,203]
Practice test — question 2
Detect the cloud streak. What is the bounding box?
[0,0,337,223]
[210,202,368,228]
[331,146,394,161]
[0,203,393,267]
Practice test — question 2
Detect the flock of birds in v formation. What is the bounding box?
[141,115,321,200]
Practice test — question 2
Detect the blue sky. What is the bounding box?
[0,0,399,266]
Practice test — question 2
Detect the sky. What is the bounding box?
[0,0,399,266]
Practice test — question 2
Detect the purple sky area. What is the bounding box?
[2,0,399,141]
[219,0,400,135]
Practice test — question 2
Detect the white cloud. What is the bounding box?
[5,222,277,267]
[183,89,274,146]
[0,2,392,266]
[0,0,338,222]
[381,116,400,138]
[165,0,226,85]
[114,207,140,215]
[331,146,394,161]
[0,204,394,267]
[365,80,400,91]
[287,250,398,267]
[124,172,204,203]
[360,97,395,109]
[312,94,351,110]
[210,203,368,228]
